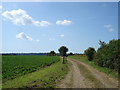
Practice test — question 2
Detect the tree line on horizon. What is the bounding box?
[46,39,120,71]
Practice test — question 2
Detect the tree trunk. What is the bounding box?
[66,56,67,63]
[62,56,64,64]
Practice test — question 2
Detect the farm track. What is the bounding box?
[57,58,118,88]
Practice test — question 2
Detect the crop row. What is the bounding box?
[2,55,60,82]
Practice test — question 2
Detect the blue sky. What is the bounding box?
[1,2,118,53]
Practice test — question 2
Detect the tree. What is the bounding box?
[95,39,120,71]
[58,46,68,64]
[99,40,106,47]
[48,51,56,56]
[68,52,74,56]
[84,47,96,61]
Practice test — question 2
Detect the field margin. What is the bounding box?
[2,57,69,88]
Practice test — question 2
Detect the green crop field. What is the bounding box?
[2,55,60,82]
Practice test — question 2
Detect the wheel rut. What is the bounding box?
[57,58,118,88]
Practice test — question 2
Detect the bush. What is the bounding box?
[95,39,120,71]
[84,47,96,61]
[48,51,56,56]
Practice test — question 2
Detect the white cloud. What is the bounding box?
[59,34,64,37]
[16,32,33,40]
[33,21,50,27]
[104,24,114,32]
[36,39,40,42]
[0,5,2,9]
[0,5,2,13]
[108,28,114,32]
[49,38,55,41]
[56,20,72,25]
[2,9,50,27]
[104,24,112,28]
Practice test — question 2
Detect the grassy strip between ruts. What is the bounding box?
[2,59,69,88]
[73,60,104,88]
[69,55,118,79]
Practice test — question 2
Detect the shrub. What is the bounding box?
[84,47,96,61]
[48,51,56,56]
[95,39,120,71]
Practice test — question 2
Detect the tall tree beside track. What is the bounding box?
[58,46,68,64]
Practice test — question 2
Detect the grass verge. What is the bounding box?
[69,55,118,79]
[2,59,69,88]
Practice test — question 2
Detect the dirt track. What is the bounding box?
[57,58,118,88]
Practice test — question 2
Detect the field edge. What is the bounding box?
[2,57,69,88]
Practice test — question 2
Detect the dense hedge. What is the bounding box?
[95,39,120,71]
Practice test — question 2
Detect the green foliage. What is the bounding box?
[58,46,68,56]
[95,39,120,71]
[58,46,68,64]
[48,51,56,56]
[2,60,69,88]
[84,47,96,61]
[68,52,74,56]
[99,40,106,47]
[2,55,60,82]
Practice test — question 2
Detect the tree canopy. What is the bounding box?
[58,46,68,56]
[95,39,120,71]
[48,51,56,56]
[84,47,96,61]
